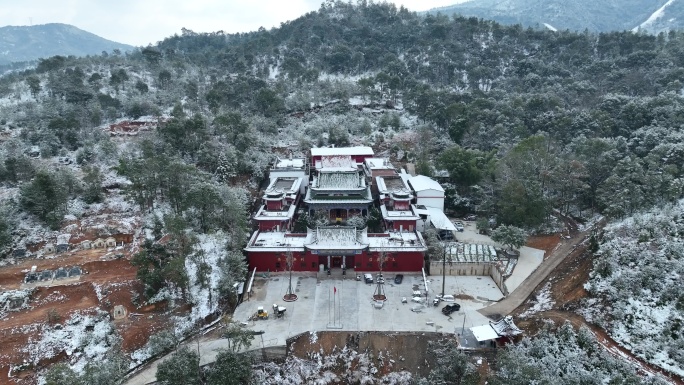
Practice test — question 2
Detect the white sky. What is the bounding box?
[0,0,468,47]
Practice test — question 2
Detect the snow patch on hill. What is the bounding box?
[519,283,554,318]
[543,23,558,32]
[634,0,676,31]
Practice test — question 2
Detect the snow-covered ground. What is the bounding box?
[252,347,414,385]
[519,282,554,318]
[177,232,235,334]
[24,311,118,373]
[583,199,684,377]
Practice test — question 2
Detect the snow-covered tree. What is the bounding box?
[490,323,665,385]
[206,349,252,385]
[491,225,527,252]
[155,347,200,385]
[418,342,480,385]
[215,150,237,183]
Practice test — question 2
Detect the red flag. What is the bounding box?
[334,286,337,294]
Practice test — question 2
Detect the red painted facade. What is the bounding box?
[248,249,425,272]
[247,251,312,272]
[387,220,417,232]
[266,200,283,210]
[257,220,290,232]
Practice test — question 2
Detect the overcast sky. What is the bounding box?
[0,0,468,47]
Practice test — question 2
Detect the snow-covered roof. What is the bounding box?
[306,226,367,250]
[408,175,444,192]
[245,231,307,252]
[376,175,411,195]
[367,231,426,251]
[471,316,523,342]
[304,198,373,205]
[490,316,523,337]
[319,155,356,170]
[426,207,456,231]
[380,205,420,221]
[246,228,426,253]
[273,157,306,169]
[253,204,296,221]
[471,325,500,342]
[265,177,302,195]
[364,158,393,169]
[311,146,374,157]
[314,171,364,190]
[304,186,373,204]
[444,243,498,263]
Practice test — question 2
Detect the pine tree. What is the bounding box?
[155,347,200,385]
[216,152,237,183]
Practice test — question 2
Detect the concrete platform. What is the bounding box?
[126,273,508,385]
[505,246,544,292]
[453,220,544,293]
[235,273,504,349]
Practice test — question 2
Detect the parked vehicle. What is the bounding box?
[250,306,268,320]
[438,229,454,240]
[465,214,477,221]
[441,303,461,315]
[273,304,287,318]
[364,273,373,284]
[453,221,464,232]
[394,274,404,284]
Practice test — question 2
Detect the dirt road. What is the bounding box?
[478,219,592,319]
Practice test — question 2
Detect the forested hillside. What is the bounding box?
[0,0,683,382]
[2,0,682,230]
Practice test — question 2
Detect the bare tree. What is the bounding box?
[283,248,298,302]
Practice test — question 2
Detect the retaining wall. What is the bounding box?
[428,262,509,296]
[287,331,458,378]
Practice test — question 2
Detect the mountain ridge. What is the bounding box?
[428,0,682,34]
[0,23,134,65]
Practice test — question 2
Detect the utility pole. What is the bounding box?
[462,310,466,335]
[441,243,446,297]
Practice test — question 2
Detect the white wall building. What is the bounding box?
[401,172,445,212]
